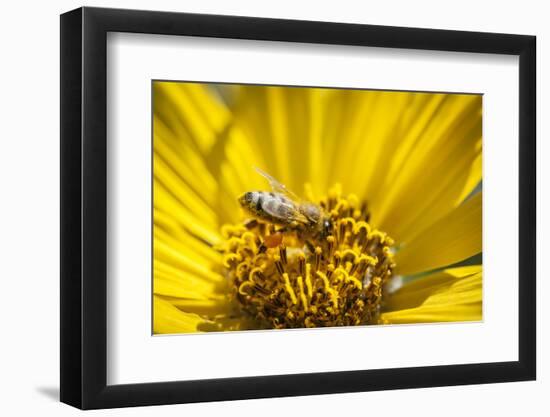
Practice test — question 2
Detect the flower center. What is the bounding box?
[219,186,395,329]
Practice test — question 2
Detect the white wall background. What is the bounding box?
[0,0,545,415]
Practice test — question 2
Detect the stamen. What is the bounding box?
[326,236,335,258]
[249,267,265,282]
[227,237,245,250]
[297,276,309,312]
[342,249,357,264]
[349,258,362,276]
[334,200,348,216]
[345,261,353,273]
[326,263,335,280]
[236,261,250,278]
[283,273,297,305]
[238,281,254,296]
[333,251,342,268]
[315,270,331,290]
[274,255,285,278]
[279,245,288,265]
[223,253,242,268]
[305,263,313,298]
[254,282,271,295]
[314,246,322,271]
[354,222,370,244]
[338,221,347,244]
[298,252,306,277]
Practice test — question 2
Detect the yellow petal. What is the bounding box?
[154,268,223,299]
[231,86,328,196]
[153,295,209,334]
[382,266,482,323]
[381,303,481,323]
[153,227,215,270]
[224,128,268,192]
[394,192,482,275]
[154,153,218,226]
[154,180,221,244]
[385,265,481,311]
[157,295,233,316]
[154,209,222,265]
[307,88,325,199]
[266,87,292,187]
[340,91,412,201]
[154,238,225,283]
[396,150,482,243]
[153,82,230,155]
[154,121,218,207]
[372,94,482,241]
[213,127,271,225]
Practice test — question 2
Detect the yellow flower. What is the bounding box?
[153,82,482,334]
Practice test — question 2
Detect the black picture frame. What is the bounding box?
[60,6,536,410]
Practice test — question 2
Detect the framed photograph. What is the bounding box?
[60,6,536,409]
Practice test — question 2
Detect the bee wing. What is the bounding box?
[261,196,310,224]
[254,167,300,201]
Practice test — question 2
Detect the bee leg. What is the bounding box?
[244,219,258,229]
[304,240,316,254]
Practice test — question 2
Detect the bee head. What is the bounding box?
[238,192,254,207]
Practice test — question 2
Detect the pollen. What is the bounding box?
[218,186,396,329]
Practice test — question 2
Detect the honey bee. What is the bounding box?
[238,168,333,242]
